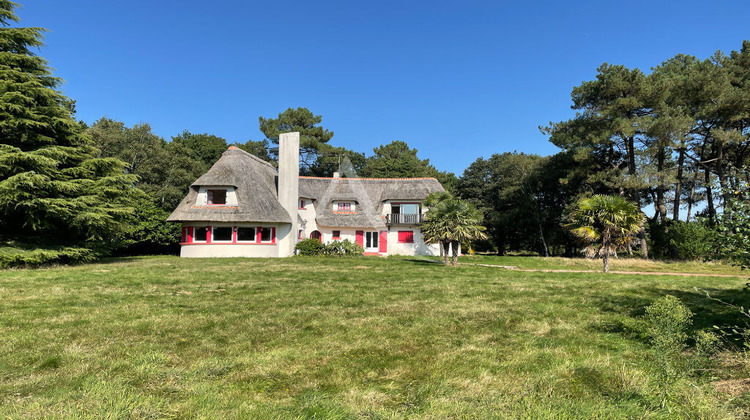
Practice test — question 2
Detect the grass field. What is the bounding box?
[1,255,749,418]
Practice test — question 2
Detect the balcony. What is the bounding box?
[385,213,423,225]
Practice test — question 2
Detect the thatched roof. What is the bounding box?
[299,177,444,228]
[167,147,291,223]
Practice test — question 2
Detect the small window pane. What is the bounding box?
[195,227,208,242]
[213,227,232,241]
[237,227,255,242]
[332,230,340,239]
[260,227,272,242]
[207,189,226,205]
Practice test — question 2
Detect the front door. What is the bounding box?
[364,231,379,253]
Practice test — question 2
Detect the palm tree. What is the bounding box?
[422,193,487,266]
[567,195,645,273]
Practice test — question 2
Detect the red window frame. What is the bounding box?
[207,189,227,205]
[258,226,276,244]
[397,230,414,243]
[336,202,351,211]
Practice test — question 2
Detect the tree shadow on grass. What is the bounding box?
[592,284,750,347]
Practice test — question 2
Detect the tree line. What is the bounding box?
[1,0,748,266]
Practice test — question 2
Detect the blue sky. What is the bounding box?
[17,0,750,175]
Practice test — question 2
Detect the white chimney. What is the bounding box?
[278,132,299,257]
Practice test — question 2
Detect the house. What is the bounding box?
[167,132,445,257]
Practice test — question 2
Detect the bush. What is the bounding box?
[323,239,364,256]
[644,295,693,408]
[668,220,717,261]
[295,239,364,256]
[295,238,325,256]
[0,243,98,268]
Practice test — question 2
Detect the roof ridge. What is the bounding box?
[225,147,278,171]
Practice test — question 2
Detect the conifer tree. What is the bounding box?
[0,1,137,250]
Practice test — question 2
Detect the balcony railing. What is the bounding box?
[385,213,423,225]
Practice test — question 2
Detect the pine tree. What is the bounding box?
[0,1,137,251]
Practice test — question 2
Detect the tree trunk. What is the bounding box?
[538,222,549,257]
[443,241,450,265]
[673,147,685,221]
[451,241,459,266]
[705,168,716,223]
[602,254,610,273]
[638,223,648,259]
[656,147,667,222]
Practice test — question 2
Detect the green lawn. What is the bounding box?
[1,255,748,418]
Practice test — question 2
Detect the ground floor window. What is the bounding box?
[332,230,341,240]
[212,227,233,242]
[182,225,275,245]
[194,227,209,242]
[237,227,256,242]
[311,230,322,242]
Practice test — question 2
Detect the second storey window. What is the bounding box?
[207,189,227,205]
[336,202,351,211]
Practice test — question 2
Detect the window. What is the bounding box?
[398,231,414,243]
[207,189,227,205]
[392,203,419,214]
[237,227,256,242]
[299,199,306,209]
[212,227,232,242]
[194,227,209,242]
[336,202,351,211]
[332,230,341,240]
[298,229,303,240]
[181,227,189,243]
[259,227,274,243]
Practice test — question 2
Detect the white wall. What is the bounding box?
[181,244,279,258]
[387,228,441,256]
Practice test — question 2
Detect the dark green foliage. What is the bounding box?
[233,139,273,164]
[716,188,750,268]
[87,119,205,211]
[668,221,718,261]
[295,239,364,256]
[0,2,138,255]
[295,238,325,256]
[115,199,181,255]
[0,241,97,268]
[308,145,366,177]
[171,130,228,168]
[259,107,334,172]
[322,239,364,256]
[458,152,574,256]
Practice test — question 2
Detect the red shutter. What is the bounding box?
[206,226,212,244]
[355,231,364,247]
[272,227,276,244]
[398,231,414,243]
[232,226,237,243]
[187,227,193,243]
[379,230,387,253]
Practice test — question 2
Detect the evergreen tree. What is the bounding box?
[258,107,334,172]
[0,1,137,252]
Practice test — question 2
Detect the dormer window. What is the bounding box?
[207,189,227,205]
[336,202,352,212]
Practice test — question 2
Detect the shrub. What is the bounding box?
[668,220,717,261]
[0,244,98,268]
[643,295,693,408]
[323,239,364,256]
[295,238,325,256]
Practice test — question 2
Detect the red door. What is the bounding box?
[379,230,387,253]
